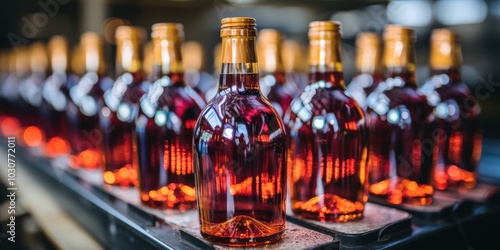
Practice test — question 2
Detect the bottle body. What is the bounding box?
[367,74,437,205]
[193,17,286,246]
[425,71,482,190]
[285,71,368,222]
[67,72,113,169]
[101,72,148,186]
[135,73,204,209]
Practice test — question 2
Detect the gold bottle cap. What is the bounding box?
[151,23,184,40]
[143,41,154,77]
[220,17,257,37]
[48,35,69,72]
[308,21,342,40]
[30,42,49,73]
[81,32,103,46]
[383,24,415,42]
[308,20,343,71]
[258,29,282,43]
[80,32,106,74]
[382,25,416,69]
[257,29,283,73]
[182,41,204,71]
[15,46,30,75]
[356,32,381,74]
[429,28,461,69]
[115,25,146,41]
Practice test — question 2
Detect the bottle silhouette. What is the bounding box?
[367,25,437,206]
[135,23,205,209]
[420,29,482,190]
[284,21,368,222]
[193,17,287,246]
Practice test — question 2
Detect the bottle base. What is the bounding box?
[291,194,365,222]
[140,184,197,210]
[200,215,284,247]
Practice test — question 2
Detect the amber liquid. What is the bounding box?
[101,72,148,187]
[67,73,113,169]
[347,73,383,110]
[261,71,297,118]
[367,71,437,205]
[193,73,286,246]
[135,72,204,209]
[284,71,368,222]
[427,70,482,190]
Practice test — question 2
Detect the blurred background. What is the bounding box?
[0,0,499,138]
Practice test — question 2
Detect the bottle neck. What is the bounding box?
[82,44,106,75]
[218,36,260,93]
[116,39,142,76]
[260,42,284,74]
[429,39,462,83]
[383,39,418,87]
[356,43,381,76]
[308,38,345,88]
[152,38,184,82]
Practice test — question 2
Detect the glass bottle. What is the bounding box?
[67,32,113,169]
[100,26,149,186]
[257,29,298,118]
[193,17,287,246]
[284,21,368,222]
[0,49,27,137]
[40,35,78,158]
[420,29,482,190]
[18,42,49,149]
[367,25,437,206]
[347,32,383,110]
[135,23,205,208]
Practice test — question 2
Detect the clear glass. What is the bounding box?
[284,70,368,222]
[193,62,287,246]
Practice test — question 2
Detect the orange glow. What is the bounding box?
[448,132,463,163]
[103,171,116,184]
[23,126,44,147]
[0,116,20,136]
[345,121,358,131]
[165,141,193,176]
[370,178,433,205]
[292,194,364,222]
[447,165,462,180]
[70,149,102,169]
[434,171,449,190]
[141,183,197,210]
[44,137,71,158]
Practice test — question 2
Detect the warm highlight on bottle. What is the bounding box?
[423,29,482,190]
[135,23,204,209]
[367,25,437,205]
[284,21,368,222]
[193,17,287,246]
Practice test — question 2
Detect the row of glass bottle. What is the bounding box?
[0,17,482,246]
